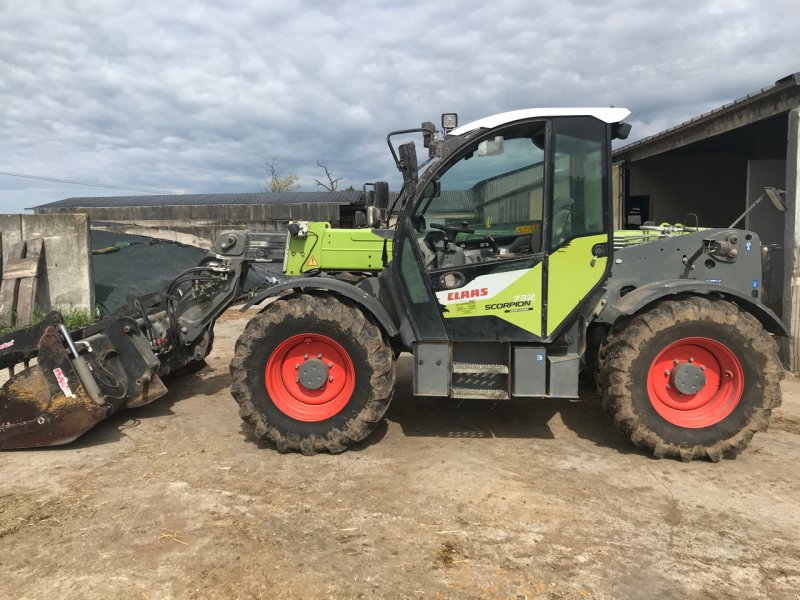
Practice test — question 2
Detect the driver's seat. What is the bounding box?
[552,197,574,244]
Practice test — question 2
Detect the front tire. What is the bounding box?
[230,293,395,455]
[598,296,783,461]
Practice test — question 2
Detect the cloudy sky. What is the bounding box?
[0,0,798,212]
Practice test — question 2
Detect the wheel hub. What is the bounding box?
[297,358,329,390]
[646,337,744,428]
[264,333,355,422]
[670,362,706,395]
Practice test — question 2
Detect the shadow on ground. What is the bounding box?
[25,368,231,451]
[385,354,650,458]
[18,354,648,458]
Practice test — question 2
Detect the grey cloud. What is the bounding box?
[0,0,798,211]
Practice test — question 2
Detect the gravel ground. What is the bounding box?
[1,307,798,600]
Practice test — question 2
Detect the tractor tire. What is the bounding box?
[230,293,395,455]
[597,295,783,461]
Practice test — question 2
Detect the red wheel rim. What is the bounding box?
[265,333,355,422]
[647,337,744,428]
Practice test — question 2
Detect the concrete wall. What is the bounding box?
[0,213,93,312]
[783,109,800,369]
[37,202,342,223]
[35,202,347,249]
[628,153,748,228]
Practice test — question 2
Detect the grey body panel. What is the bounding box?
[602,280,788,336]
[598,228,788,336]
[547,355,580,398]
[414,343,450,396]
[511,346,546,396]
[414,341,579,399]
[241,276,399,337]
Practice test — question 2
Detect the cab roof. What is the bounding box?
[450,107,631,136]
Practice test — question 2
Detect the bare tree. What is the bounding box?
[265,158,300,192]
[313,160,343,192]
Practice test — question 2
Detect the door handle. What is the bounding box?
[591,243,608,267]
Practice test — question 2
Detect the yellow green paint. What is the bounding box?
[284,222,392,275]
[546,234,607,335]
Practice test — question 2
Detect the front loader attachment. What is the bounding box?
[0,312,168,449]
[0,229,265,449]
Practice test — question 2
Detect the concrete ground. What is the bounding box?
[1,308,799,600]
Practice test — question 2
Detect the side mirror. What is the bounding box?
[398,141,418,185]
[366,206,381,228]
[373,181,390,212]
[613,122,632,140]
[421,121,436,148]
[765,186,787,212]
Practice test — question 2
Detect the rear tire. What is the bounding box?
[598,296,783,461]
[230,294,395,455]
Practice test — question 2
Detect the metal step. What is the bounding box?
[451,362,509,375]
[451,387,509,400]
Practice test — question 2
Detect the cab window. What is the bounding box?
[412,122,546,271]
[550,118,607,248]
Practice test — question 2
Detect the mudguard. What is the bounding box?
[241,277,399,337]
[599,279,789,337]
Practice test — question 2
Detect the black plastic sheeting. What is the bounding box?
[91,231,283,315]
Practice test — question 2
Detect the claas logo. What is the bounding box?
[446,287,488,301]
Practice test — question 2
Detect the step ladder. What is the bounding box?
[451,361,509,399]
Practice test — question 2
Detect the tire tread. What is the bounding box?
[229,294,395,455]
[598,295,784,461]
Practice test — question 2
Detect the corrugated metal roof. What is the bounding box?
[437,190,477,212]
[614,72,800,158]
[32,191,365,210]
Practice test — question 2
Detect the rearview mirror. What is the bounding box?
[478,136,504,157]
[398,141,418,185]
[421,121,436,148]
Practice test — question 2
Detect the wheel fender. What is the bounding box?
[602,280,789,337]
[241,277,399,338]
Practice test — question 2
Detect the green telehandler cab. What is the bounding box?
[0,108,786,461]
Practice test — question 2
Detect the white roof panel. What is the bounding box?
[450,107,631,136]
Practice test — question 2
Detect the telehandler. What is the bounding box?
[0,108,786,461]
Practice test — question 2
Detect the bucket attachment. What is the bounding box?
[0,312,168,449]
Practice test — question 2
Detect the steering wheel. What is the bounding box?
[430,222,475,243]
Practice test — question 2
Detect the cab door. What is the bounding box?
[545,117,611,336]
[396,120,549,342]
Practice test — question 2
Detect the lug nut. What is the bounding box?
[318,353,322,359]
[673,358,679,364]
[295,364,299,370]
[689,357,695,363]
[328,376,334,382]
[304,354,308,359]
[328,362,333,368]
[664,370,670,376]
